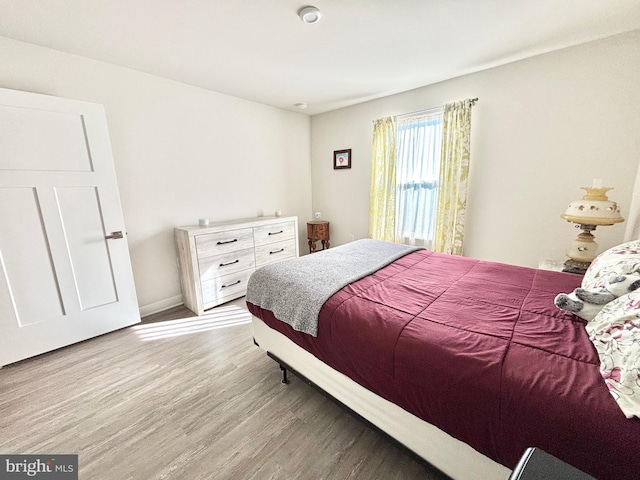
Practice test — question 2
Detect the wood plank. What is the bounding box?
[0,299,449,479]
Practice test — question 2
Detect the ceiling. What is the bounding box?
[1,0,640,115]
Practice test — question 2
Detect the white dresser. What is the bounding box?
[175,216,299,315]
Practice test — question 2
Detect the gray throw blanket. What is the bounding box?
[246,239,421,336]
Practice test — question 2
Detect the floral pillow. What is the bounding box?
[582,240,640,290]
[586,290,640,419]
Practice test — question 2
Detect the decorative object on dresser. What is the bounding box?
[560,179,624,274]
[175,216,299,315]
[307,220,330,253]
[333,149,351,169]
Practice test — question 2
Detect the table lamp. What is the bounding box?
[560,179,624,274]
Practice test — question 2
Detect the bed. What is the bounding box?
[246,239,640,480]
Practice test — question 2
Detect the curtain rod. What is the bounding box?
[395,97,478,120]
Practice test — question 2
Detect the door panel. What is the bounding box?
[56,186,118,310]
[0,87,140,366]
[0,187,65,325]
[0,104,93,172]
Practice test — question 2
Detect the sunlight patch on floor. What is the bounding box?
[133,305,252,341]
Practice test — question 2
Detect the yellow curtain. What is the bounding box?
[434,99,473,255]
[368,117,397,241]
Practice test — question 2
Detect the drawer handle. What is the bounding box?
[221,280,241,289]
[268,230,283,236]
[270,248,285,255]
[217,239,238,245]
[219,259,240,267]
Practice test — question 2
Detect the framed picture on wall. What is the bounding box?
[333,149,352,169]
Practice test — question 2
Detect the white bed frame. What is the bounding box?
[252,316,511,480]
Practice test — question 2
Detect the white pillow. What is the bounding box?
[582,240,640,289]
[586,290,640,419]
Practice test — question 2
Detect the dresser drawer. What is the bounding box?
[195,228,254,258]
[198,247,255,281]
[253,221,295,246]
[201,268,254,307]
[255,239,296,267]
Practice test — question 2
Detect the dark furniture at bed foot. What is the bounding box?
[307,220,330,253]
[509,448,597,480]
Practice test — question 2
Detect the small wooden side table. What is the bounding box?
[307,221,330,254]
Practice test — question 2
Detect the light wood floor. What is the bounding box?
[0,299,450,480]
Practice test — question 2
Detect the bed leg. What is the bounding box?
[280,364,289,384]
[266,352,290,384]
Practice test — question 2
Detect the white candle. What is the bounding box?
[592,178,602,188]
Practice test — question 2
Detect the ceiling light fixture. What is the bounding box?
[294,102,308,109]
[299,6,321,24]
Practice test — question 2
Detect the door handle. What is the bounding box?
[105,231,124,240]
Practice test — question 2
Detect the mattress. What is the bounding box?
[247,249,640,480]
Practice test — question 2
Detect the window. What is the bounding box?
[394,111,443,246]
[370,99,474,254]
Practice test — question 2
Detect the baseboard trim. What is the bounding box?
[139,295,184,318]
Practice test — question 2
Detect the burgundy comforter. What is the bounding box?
[247,250,640,480]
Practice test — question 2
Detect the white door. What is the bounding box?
[0,88,140,366]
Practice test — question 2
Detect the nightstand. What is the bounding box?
[538,260,565,272]
[307,220,330,253]
[538,260,584,276]
[509,448,597,480]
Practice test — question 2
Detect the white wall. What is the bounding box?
[310,30,640,268]
[2,30,639,314]
[0,36,312,315]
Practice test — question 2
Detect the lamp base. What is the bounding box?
[562,258,590,275]
[566,226,598,263]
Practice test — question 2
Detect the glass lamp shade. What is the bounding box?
[561,187,624,226]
